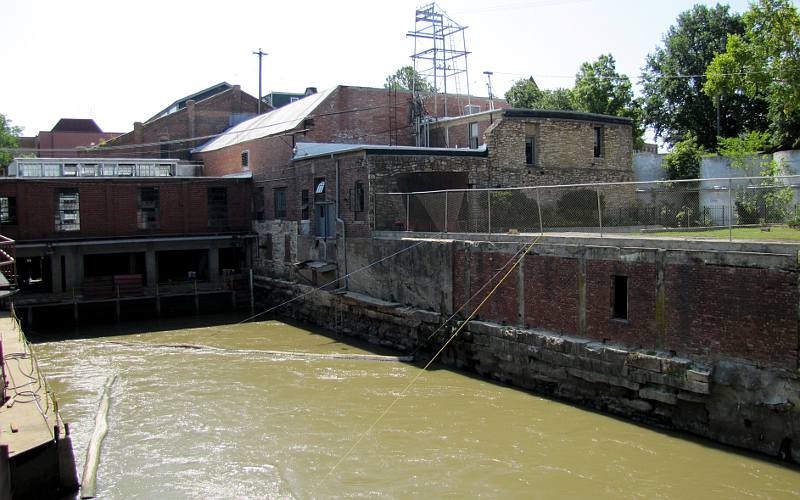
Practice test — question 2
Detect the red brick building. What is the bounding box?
[95,83,260,160]
[3,158,253,298]
[21,118,122,158]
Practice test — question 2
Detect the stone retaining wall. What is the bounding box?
[254,275,800,462]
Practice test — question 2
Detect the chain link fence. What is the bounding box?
[373,175,800,240]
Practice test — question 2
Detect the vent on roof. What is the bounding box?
[305,87,318,96]
[464,104,481,115]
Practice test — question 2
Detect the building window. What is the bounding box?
[525,136,536,166]
[241,150,250,170]
[43,164,60,176]
[0,197,17,225]
[468,122,479,149]
[353,181,365,212]
[301,189,310,220]
[594,126,604,158]
[208,187,228,229]
[290,96,300,103]
[160,139,170,159]
[314,178,326,202]
[612,275,628,320]
[55,189,80,231]
[274,187,287,219]
[255,187,265,221]
[138,187,160,229]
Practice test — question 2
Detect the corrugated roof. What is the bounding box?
[292,142,487,161]
[193,87,336,153]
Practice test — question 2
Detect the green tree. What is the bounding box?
[384,66,435,93]
[704,0,800,149]
[642,4,767,150]
[504,77,574,110]
[0,114,21,171]
[662,133,704,180]
[572,54,644,148]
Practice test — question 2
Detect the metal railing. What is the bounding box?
[0,236,16,289]
[373,175,800,241]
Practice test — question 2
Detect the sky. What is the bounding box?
[1,0,756,138]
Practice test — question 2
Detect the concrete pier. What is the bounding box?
[0,311,78,498]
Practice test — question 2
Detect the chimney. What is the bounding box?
[133,122,143,144]
[305,87,318,96]
[232,84,242,109]
[187,99,196,139]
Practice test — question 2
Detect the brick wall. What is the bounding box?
[0,178,252,241]
[451,242,799,370]
[95,86,259,160]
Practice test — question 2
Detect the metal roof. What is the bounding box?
[292,142,487,161]
[193,87,337,153]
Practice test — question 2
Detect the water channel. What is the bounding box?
[27,315,800,498]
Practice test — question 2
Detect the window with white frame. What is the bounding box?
[55,189,80,231]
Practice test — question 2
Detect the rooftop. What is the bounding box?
[292,142,488,161]
[50,118,103,133]
[192,87,337,153]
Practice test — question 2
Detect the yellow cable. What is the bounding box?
[325,234,541,478]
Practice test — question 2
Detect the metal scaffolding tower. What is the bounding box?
[407,3,471,145]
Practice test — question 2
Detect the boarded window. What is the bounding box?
[301,189,309,220]
[255,187,265,221]
[353,181,365,212]
[612,275,628,320]
[208,187,228,228]
[274,187,287,219]
[55,189,80,231]
[468,122,479,149]
[138,187,160,229]
[594,126,604,158]
[525,136,536,165]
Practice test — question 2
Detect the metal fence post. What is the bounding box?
[728,178,733,242]
[405,193,410,232]
[535,187,543,235]
[487,190,492,234]
[596,187,603,237]
[444,191,449,233]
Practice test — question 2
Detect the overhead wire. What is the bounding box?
[236,237,434,325]
[325,234,542,478]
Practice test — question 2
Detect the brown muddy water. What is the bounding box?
[28,315,800,499]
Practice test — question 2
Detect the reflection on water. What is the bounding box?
[29,316,800,499]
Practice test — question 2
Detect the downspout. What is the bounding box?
[335,158,349,290]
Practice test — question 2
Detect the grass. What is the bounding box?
[643,225,800,242]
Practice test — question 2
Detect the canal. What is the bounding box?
[28,316,800,498]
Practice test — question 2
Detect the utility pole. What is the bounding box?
[253,48,268,114]
[483,71,495,111]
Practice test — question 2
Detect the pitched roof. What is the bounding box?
[51,118,102,133]
[192,87,337,153]
[147,82,233,123]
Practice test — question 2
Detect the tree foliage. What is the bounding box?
[384,66,435,93]
[704,0,800,150]
[642,4,767,150]
[572,54,644,149]
[504,77,575,110]
[662,133,704,180]
[0,113,21,170]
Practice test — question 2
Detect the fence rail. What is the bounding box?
[373,175,800,241]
